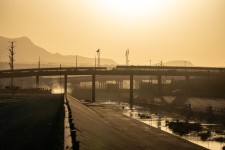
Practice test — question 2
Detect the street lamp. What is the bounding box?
[96,49,100,67]
[160,60,163,66]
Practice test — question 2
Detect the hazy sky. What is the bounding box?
[1,0,225,66]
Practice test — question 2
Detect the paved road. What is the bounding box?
[68,95,207,150]
[0,94,64,150]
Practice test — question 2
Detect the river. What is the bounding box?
[99,98,225,150]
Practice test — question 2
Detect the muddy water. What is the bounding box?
[125,109,224,150]
[99,100,225,150]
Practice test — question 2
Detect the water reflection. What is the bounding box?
[106,101,225,150]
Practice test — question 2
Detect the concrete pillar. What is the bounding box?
[158,75,162,95]
[92,74,96,102]
[98,81,102,89]
[130,74,133,109]
[185,75,190,93]
[121,81,123,89]
[116,81,119,89]
[117,81,123,89]
[64,75,67,94]
[36,76,39,88]
[99,81,106,89]
[103,81,106,89]
[136,80,140,89]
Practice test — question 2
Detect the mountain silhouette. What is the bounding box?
[164,60,194,66]
[0,36,117,68]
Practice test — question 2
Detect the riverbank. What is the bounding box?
[68,95,207,150]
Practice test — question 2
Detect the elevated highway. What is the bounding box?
[0,66,225,77]
[1,66,225,108]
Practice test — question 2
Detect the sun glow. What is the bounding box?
[99,0,171,18]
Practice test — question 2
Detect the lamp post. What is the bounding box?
[96,49,100,67]
[76,54,78,67]
[160,61,163,66]
[38,56,40,69]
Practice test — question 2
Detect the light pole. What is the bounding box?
[76,54,78,67]
[149,60,151,66]
[96,49,100,67]
[38,56,40,69]
[160,61,163,66]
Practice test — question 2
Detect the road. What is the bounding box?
[0,94,64,150]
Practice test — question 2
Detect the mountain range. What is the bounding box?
[163,60,193,67]
[0,36,194,69]
[0,36,117,69]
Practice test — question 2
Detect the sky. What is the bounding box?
[0,0,225,66]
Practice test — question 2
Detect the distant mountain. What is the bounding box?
[0,36,117,68]
[163,60,194,67]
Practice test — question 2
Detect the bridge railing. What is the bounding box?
[0,66,225,78]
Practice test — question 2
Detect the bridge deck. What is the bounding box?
[1,66,225,78]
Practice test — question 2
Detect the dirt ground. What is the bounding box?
[0,94,64,150]
[68,95,208,150]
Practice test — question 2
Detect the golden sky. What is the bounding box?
[0,0,225,66]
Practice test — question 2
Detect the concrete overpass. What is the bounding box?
[1,66,225,108]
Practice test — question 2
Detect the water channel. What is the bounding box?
[99,100,225,150]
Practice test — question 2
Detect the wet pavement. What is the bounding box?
[68,95,207,150]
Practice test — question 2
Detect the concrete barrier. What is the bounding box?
[64,94,79,150]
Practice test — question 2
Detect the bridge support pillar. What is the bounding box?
[64,75,67,94]
[99,81,106,89]
[116,81,123,89]
[135,80,140,89]
[116,81,119,89]
[130,74,133,109]
[92,74,96,102]
[120,81,123,89]
[185,75,190,94]
[98,82,100,88]
[36,76,39,88]
[103,81,106,89]
[158,75,162,96]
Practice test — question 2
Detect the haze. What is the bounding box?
[1,0,225,66]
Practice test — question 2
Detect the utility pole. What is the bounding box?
[9,41,16,97]
[184,60,187,73]
[60,64,62,94]
[95,55,96,68]
[125,49,129,66]
[149,59,152,84]
[38,56,41,69]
